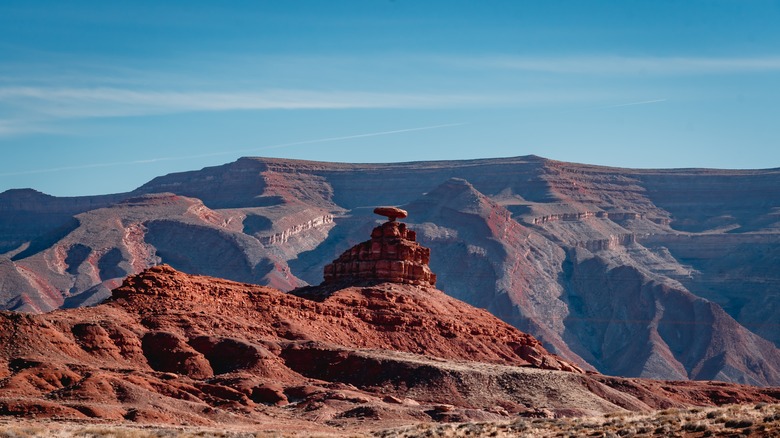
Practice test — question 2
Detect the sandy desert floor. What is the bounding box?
[1,403,778,437]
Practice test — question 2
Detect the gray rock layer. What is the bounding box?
[1,155,779,385]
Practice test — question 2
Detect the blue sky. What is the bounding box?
[1,0,780,196]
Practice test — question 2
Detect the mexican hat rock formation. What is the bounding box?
[323,207,436,287]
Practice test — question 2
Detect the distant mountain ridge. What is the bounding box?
[1,155,779,385]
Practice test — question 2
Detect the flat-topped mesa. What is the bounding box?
[323,207,436,287]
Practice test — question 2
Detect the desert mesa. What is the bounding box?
[1,155,779,389]
[1,207,777,433]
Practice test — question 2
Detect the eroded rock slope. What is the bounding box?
[1,155,779,385]
[2,263,778,429]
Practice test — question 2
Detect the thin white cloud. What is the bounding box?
[253,123,467,151]
[0,85,614,137]
[0,120,14,136]
[441,55,780,75]
[591,98,668,110]
[0,87,474,118]
[0,118,58,136]
[3,53,771,138]
[0,123,466,176]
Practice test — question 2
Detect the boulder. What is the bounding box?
[373,206,408,221]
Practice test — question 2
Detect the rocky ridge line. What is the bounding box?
[0,211,777,429]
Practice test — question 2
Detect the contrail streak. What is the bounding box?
[593,98,668,109]
[558,98,668,115]
[0,123,465,177]
[253,123,465,151]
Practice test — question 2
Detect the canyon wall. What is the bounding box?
[1,155,779,385]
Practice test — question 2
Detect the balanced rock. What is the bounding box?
[323,207,436,287]
[373,206,408,221]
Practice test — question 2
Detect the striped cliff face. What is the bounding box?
[2,155,780,386]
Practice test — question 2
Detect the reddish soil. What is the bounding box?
[0,265,777,430]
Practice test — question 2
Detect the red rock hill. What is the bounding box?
[1,210,778,430]
[1,264,776,430]
[3,156,780,388]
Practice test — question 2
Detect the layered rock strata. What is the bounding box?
[2,265,777,430]
[323,208,436,287]
[3,155,780,386]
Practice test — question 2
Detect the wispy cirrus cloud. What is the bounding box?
[589,98,668,110]
[0,118,57,137]
[0,87,485,136]
[0,123,466,176]
[453,55,780,75]
[0,85,615,137]
[3,53,776,138]
[0,87,484,118]
[148,53,780,77]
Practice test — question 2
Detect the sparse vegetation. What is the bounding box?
[0,405,778,437]
[0,421,340,438]
[373,403,780,438]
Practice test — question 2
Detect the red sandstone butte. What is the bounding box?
[323,208,435,287]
